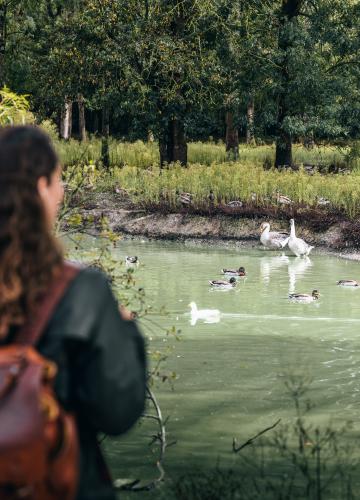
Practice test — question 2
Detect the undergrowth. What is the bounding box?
[68,161,360,219]
[51,136,359,171]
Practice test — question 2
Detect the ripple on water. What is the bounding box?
[65,237,360,479]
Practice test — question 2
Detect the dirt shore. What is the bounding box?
[68,192,360,260]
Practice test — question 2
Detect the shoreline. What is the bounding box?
[65,193,360,261]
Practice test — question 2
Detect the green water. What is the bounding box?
[67,238,360,496]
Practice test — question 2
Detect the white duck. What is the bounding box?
[288,219,314,257]
[188,302,220,326]
[260,222,289,250]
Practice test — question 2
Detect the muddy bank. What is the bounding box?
[66,192,360,259]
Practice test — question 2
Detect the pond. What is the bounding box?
[66,237,360,497]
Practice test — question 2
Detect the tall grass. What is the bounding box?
[55,137,354,170]
[87,162,360,218]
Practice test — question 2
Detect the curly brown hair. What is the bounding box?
[0,126,63,337]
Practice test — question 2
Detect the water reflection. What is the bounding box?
[288,256,313,293]
[66,237,360,482]
[260,254,290,284]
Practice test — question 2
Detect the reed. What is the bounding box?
[97,162,360,218]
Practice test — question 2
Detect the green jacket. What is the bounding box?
[37,267,146,500]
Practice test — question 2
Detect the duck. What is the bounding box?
[289,290,320,303]
[337,280,359,287]
[317,197,331,207]
[125,256,139,265]
[226,200,243,208]
[288,219,314,257]
[188,302,220,325]
[260,222,289,250]
[208,190,215,205]
[275,192,293,205]
[209,277,237,289]
[177,192,192,206]
[221,266,246,277]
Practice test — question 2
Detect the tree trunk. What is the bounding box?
[225,111,239,161]
[246,96,255,145]
[77,94,87,142]
[101,106,110,168]
[274,0,304,168]
[275,14,292,168]
[275,128,292,167]
[171,118,187,166]
[93,111,99,134]
[0,5,7,87]
[159,118,187,167]
[60,98,72,140]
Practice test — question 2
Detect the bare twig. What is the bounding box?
[233,419,281,453]
[115,386,171,491]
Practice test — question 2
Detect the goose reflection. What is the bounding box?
[288,256,313,294]
[260,254,290,285]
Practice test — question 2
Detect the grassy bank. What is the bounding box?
[53,136,354,170]
[67,161,360,219]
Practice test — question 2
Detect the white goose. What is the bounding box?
[260,222,289,250]
[288,219,314,257]
[188,302,220,326]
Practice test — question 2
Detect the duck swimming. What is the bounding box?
[188,302,220,325]
[260,222,289,250]
[209,277,237,289]
[337,280,359,287]
[126,256,139,265]
[288,219,314,257]
[222,266,246,277]
[289,290,320,303]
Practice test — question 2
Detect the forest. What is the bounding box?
[1,0,359,169]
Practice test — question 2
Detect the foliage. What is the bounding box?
[1,0,359,153]
[0,87,34,126]
[39,119,59,142]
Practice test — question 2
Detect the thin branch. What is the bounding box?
[233,419,281,453]
[115,386,170,491]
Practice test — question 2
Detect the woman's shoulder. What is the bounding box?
[66,263,114,306]
[70,263,111,288]
[48,264,116,340]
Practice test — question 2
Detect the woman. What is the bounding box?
[0,126,146,499]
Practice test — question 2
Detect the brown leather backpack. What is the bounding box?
[0,263,80,500]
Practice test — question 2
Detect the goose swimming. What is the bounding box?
[260,222,289,250]
[288,219,314,257]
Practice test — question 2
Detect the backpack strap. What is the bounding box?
[15,261,81,346]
